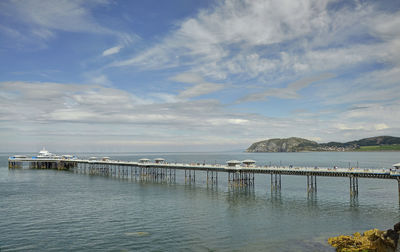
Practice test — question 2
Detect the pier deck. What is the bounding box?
[8,157,400,199]
[7,157,396,178]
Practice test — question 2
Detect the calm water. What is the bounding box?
[1,152,400,251]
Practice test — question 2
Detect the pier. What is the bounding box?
[8,155,400,200]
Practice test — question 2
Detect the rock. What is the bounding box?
[384,229,399,248]
[393,222,400,232]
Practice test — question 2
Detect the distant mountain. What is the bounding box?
[246,137,318,152]
[246,136,400,152]
[344,136,400,146]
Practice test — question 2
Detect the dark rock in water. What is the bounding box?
[385,229,399,246]
[393,222,400,232]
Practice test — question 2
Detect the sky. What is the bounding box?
[0,0,400,152]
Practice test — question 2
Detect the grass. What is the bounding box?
[358,144,400,151]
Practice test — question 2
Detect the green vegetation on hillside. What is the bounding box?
[358,144,400,151]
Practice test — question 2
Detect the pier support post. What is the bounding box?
[397,178,400,203]
[350,176,359,196]
[307,175,317,193]
[206,170,218,186]
[271,174,281,190]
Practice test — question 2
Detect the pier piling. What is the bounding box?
[307,175,317,193]
[8,156,400,203]
[271,174,281,190]
[350,176,359,196]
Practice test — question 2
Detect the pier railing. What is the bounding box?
[8,157,400,200]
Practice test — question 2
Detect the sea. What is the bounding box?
[1,151,400,251]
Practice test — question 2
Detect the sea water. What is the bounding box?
[1,152,399,251]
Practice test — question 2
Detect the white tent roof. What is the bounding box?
[242,159,256,163]
[393,163,400,167]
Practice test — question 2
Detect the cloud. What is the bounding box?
[0,80,348,151]
[10,0,109,32]
[170,72,203,84]
[105,0,400,99]
[237,73,335,103]
[102,45,123,56]
[316,66,400,106]
[374,123,389,131]
[335,123,390,132]
[335,124,366,131]
[178,83,225,99]
[171,72,226,99]
[0,81,233,127]
[109,0,330,72]
[2,1,400,151]
[85,74,112,86]
[108,2,371,76]
[0,0,135,47]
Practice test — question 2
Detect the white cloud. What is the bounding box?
[1,1,400,151]
[374,123,389,131]
[86,74,112,86]
[170,72,203,84]
[237,73,335,103]
[335,124,366,131]
[102,45,123,56]
[315,66,400,106]
[108,0,400,91]
[171,72,226,99]
[6,0,109,33]
[334,123,391,132]
[0,80,341,150]
[111,0,330,71]
[178,83,225,99]
[2,80,397,152]
[0,0,135,47]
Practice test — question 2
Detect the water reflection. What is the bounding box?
[226,185,256,205]
[350,194,359,208]
[307,191,318,207]
[269,189,283,205]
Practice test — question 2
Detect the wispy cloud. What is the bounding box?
[1,1,400,151]
[0,81,335,149]
[102,46,124,56]
[0,0,134,48]
[107,1,400,91]
[171,73,226,99]
[237,73,335,103]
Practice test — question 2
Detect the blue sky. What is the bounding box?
[0,0,399,152]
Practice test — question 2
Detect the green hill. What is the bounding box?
[246,137,318,152]
[246,136,400,152]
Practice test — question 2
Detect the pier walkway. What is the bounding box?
[8,156,400,198]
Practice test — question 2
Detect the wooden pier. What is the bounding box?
[8,157,400,200]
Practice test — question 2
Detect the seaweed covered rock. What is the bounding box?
[328,223,400,252]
